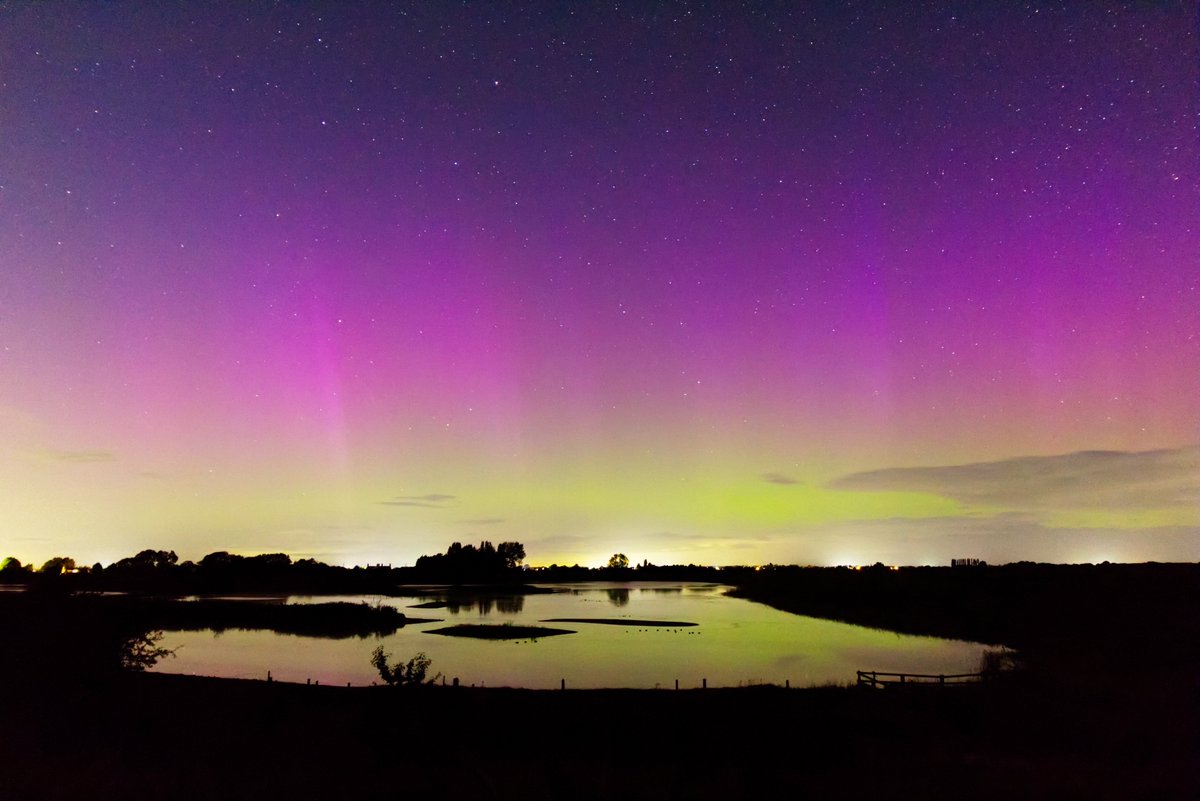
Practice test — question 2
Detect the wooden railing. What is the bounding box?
[856,670,986,688]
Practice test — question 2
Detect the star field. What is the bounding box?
[1,3,1196,567]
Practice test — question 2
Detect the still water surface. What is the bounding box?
[153,582,989,689]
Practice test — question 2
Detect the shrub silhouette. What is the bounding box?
[121,629,175,671]
[370,646,435,686]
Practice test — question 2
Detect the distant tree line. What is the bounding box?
[412,541,525,581]
[0,549,401,594]
[0,543,537,592]
[0,544,749,592]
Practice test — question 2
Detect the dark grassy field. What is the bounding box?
[1,671,1193,801]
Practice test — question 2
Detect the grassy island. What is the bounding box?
[540,617,697,627]
[142,598,437,638]
[424,623,576,639]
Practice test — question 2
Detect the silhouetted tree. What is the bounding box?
[39,556,76,574]
[110,549,178,573]
[200,551,238,569]
[414,541,526,579]
[498,541,526,569]
[120,629,175,671]
[607,553,629,570]
[0,557,28,585]
[370,646,435,686]
[247,553,291,570]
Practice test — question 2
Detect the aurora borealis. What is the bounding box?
[1,3,1196,568]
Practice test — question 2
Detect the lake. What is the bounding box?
[151,582,991,689]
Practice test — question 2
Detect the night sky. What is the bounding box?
[2,3,1197,568]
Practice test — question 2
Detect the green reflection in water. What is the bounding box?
[153,582,989,689]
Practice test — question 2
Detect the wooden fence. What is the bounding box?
[856,670,986,689]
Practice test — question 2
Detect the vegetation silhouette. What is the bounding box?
[120,629,175,672]
[369,646,436,686]
[0,545,740,594]
[39,556,76,574]
[111,549,179,574]
[412,540,526,582]
[425,623,575,639]
[136,598,421,639]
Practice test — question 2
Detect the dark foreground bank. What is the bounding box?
[730,562,1200,688]
[2,670,1195,801]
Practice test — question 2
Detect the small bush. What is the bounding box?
[121,629,175,671]
[370,645,437,686]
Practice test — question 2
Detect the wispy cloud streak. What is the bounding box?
[380,493,458,509]
[829,446,1200,511]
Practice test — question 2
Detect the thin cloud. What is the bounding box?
[461,518,506,525]
[380,493,458,508]
[828,446,1200,511]
[761,472,801,486]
